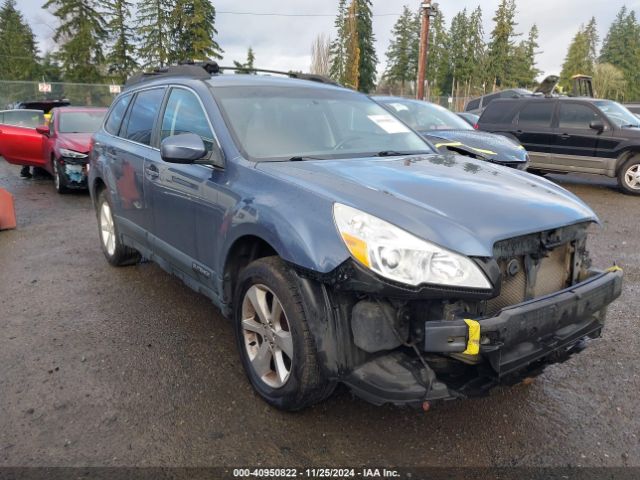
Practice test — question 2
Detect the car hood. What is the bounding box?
[257,154,597,258]
[422,130,527,163]
[57,133,93,154]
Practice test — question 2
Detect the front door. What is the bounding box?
[0,110,47,167]
[145,86,224,292]
[551,101,610,174]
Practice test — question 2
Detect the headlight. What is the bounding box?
[59,148,88,159]
[333,203,492,289]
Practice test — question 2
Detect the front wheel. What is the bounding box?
[52,158,69,194]
[233,257,335,411]
[618,156,640,195]
[96,189,141,266]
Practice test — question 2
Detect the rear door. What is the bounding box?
[513,100,556,169]
[552,101,610,174]
[0,110,47,167]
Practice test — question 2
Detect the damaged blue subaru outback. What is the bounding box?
[89,63,623,411]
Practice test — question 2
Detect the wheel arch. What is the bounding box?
[616,148,640,175]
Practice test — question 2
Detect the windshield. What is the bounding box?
[593,100,639,127]
[59,110,106,133]
[211,86,433,161]
[380,99,473,132]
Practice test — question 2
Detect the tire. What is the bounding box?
[52,158,69,194]
[95,188,141,266]
[617,156,640,195]
[233,256,335,411]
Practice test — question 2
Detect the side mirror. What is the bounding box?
[160,133,207,164]
[589,120,605,133]
[36,125,50,136]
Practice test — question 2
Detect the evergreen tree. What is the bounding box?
[447,9,471,96]
[384,5,417,94]
[0,0,40,80]
[467,6,487,90]
[560,25,593,90]
[42,0,107,82]
[233,47,256,74]
[136,0,173,68]
[512,24,540,88]
[329,0,347,84]
[170,0,223,63]
[39,52,63,82]
[105,0,138,83]
[600,6,640,100]
[584,17,599,66]
[354,0,377,93]
[425,8,448,97]
[344,0,360,90]
[487,0,518,89]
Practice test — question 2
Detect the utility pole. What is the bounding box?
[416,1,437,101]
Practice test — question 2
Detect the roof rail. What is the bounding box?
[125,61,342,88]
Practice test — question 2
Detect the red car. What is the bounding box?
[0,106,107,193]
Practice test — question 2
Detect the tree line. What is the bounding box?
[0,0,226,84]
[1,0,640,102]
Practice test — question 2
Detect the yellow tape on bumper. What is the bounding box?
[606,265,623,273]
[463,319,481,355]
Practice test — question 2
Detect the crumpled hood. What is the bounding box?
[258,154,597,258]
[57,133,93,154]
[423,129,527,163]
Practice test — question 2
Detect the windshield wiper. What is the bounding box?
[288,156,324,161]
[376,150,432,157]
[621,124,640,128]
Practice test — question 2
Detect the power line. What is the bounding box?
[216,10,402,17]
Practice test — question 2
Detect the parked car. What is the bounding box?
[376,96,528,169]
[89,63,622,411]
[464,88,532,115]
[456,112,479,128]
[0,106,107,192]
[624,103,640,118]
[478,96,640,194]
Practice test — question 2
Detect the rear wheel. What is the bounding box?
[618,156,640,195]
[52,158,69,194]
[233,257,335,411]
[96,189,141,266]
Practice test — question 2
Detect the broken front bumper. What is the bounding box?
[344,268,623,406]
[423,268,623,376]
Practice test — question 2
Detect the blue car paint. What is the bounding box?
[90,75,598,312]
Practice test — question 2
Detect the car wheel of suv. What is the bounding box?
[618,156,640,195]
[233,257,335,411]
[96,189,141,266]
[52,158,69,194]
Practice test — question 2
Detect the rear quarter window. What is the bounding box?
[465,98,481,111]
[105,94,132,135]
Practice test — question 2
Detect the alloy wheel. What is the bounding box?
[241,284,293,389]
[100,201,116,255]
[624,164,640,190]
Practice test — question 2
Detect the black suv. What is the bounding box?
[478,97,640,194]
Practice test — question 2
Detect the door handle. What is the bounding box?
[145,165,159,179]
[560,133,571,140]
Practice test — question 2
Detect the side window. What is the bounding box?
[121,88,165,145]
[517,102,555,128]
[466,98,481,111]
[559,103,601,129]
[105,94,132,135]
[160,88,215,152]
[0,110,44,128]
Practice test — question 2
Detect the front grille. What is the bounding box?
[486,243,572,316]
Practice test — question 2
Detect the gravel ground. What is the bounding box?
[1,158,639,468]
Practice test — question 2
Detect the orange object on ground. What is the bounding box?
[0,188,17,230]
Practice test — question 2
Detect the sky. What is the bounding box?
[20,0,640,82]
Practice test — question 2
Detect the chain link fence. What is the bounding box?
[0,81,122,109]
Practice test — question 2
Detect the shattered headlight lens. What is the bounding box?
[333,203,492,289]
[59,148,88,159]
